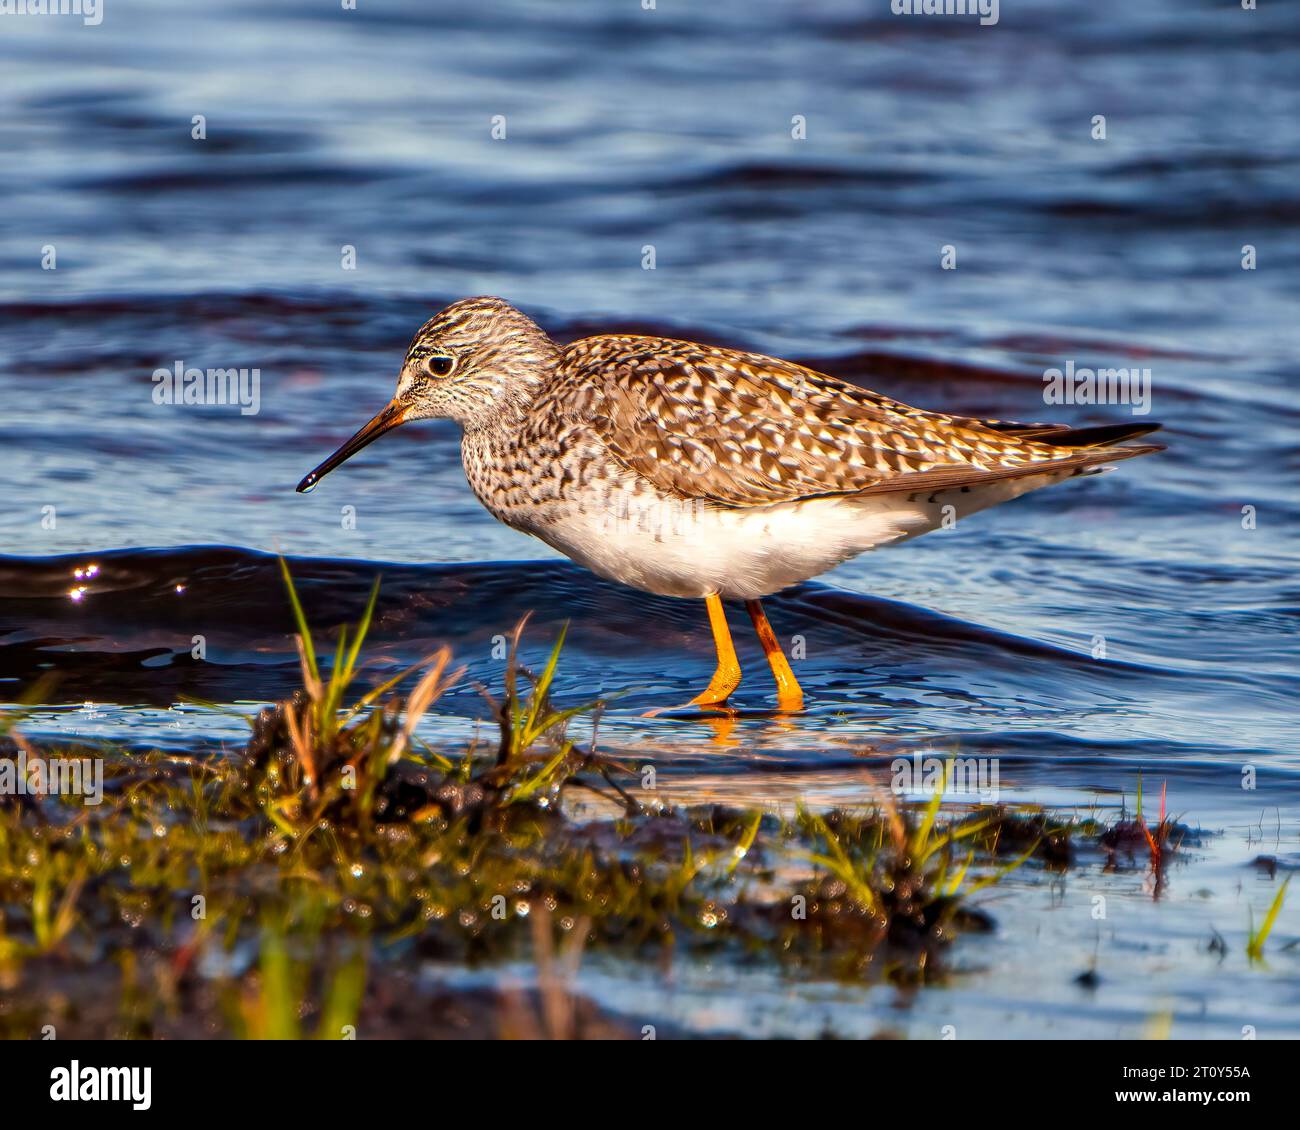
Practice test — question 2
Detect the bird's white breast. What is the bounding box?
[526,467,1082,599]
[516,484,922,599]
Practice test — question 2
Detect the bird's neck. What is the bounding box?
[501,373,550,422]
[466,342,561,435]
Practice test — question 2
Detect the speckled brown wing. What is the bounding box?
[555,335,1126,507]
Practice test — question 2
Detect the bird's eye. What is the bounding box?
[426,354,455,378]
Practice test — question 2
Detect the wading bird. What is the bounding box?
[297,297,1161,712]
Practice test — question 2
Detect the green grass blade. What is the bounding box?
[278,556,318,684]
[964,839,1040,896]
[316,947,367,1040]
[525,622,568,737]
[945,849,975,897]
[342,576,381,682]
[909,758,950,859]
[1248,874,1291,960]
[340,657,429,723]
[323,625,350,723]
[257,926,300,1041]
[509,743,573,804]
[726,811,763,875]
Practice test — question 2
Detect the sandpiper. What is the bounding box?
[297,296,1161,711]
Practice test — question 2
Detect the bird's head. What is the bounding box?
[296,296,558,493]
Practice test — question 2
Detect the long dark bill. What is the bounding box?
[296,400,407,493]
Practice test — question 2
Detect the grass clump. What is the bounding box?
[744,776,1050,982]
[0,567,1134,1038]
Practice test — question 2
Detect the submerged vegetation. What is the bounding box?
[0,568,1288,1037]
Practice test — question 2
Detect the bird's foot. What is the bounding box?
[773,686,805,713]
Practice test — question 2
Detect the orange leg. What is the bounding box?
[690,592,742,706]
[745,599,804,711]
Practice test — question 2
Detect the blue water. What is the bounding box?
[1,0,1297,1036]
